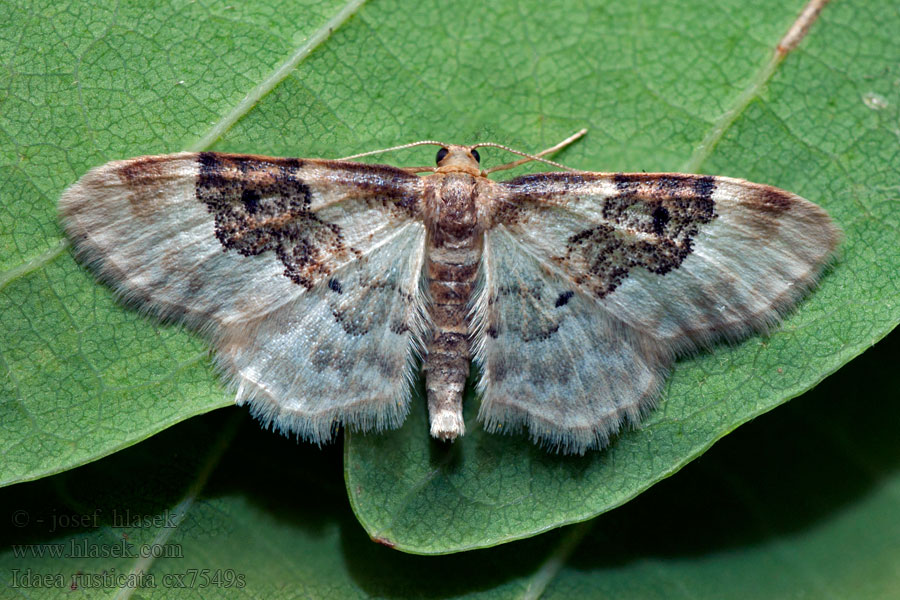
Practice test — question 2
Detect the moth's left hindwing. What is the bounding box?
[60,152,427,443]
[474,172,839,453]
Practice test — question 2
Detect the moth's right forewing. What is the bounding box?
[490,172,839,353]
[598,175,840,352]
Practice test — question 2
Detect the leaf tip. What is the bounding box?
[370,535,397,549]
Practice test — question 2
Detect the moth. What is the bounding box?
[59,131,839,454]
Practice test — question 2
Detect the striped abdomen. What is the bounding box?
[423,173,483,440]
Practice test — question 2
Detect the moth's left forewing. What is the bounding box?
[61,153,429,444]
[60,153,427,327]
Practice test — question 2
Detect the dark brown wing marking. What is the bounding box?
[198,152,342,289]
[497,172,717,298]
[196,152,420,289]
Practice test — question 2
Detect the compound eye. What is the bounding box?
[470,148,481,163]
[435,147,449,164]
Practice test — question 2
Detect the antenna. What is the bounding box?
[335,128,588,174]
[480,129,587,174]
[337,140,450,161]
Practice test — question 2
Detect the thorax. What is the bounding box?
[422,172,491,249]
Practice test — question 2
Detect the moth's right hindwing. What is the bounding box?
[60,152,428,443]
[472,227,668,454]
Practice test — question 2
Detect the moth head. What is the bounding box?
[435,145,482,176]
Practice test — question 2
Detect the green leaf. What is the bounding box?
[1,0,897,560]
[1,330,898,597]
